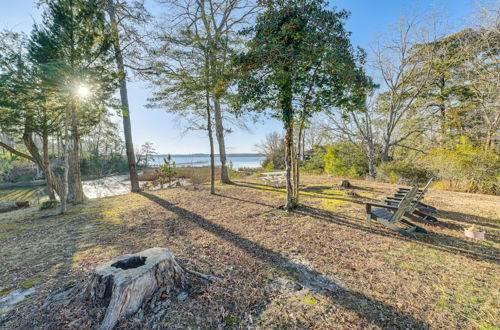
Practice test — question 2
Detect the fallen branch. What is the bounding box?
[181,267,222,283]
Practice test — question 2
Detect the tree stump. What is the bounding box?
[45,247,187,330]
[339,180,351,188]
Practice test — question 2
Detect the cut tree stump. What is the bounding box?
[339,180,351,188]
[45,247,187,330]
[0,201,29,213]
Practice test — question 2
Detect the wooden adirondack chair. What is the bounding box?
[365,186,427,239]
[385,179,438,222]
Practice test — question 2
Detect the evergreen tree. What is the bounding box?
[234,0,370,209]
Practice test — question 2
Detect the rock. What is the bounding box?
[79,247,186,330]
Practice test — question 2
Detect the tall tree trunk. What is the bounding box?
[206,92,215,195]
[213,97,231,184]
[281,74,296,211]
[42,134,56,200]
[107,0,140,192]
[284,123,295,210]
[367,142,376,179]
[61,108,70,214]
[20,115,64,201]
[293,115,306,202]
[70,103,85,204]
[381,137,390,162]
[22,133,64,200]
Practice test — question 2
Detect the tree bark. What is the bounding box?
[281,73,296,211]
[0,141,34,161]
[293,115,307,202]
[206,92,215,194]
[284,123,295,210]
[20,119,64,201]
[42,133,56,200]
[61,108,70,214]
[70,103,85,204]
[107,0,140,192]
[367,142,376,179]
[213,97,231,184]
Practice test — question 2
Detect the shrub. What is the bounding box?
[302,145,326,173]
[425,137,499,194]
[2,162,37,183]
[80,155,129,178]
[143,155,177,189]
[377,161,432,185]
[323,143,368,178]
[40,200,58,210]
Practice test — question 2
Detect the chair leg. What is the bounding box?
[399,229,417,239]
[401,219,428,234]
[377,218,417,238]
[414,210,438,222]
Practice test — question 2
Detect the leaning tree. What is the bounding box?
[234,0,370,210]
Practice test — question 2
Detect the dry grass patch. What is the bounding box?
[0,175,498,329]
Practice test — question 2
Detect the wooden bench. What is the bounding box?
[365,186,427,239]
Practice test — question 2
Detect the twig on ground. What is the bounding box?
[181,267,222,283]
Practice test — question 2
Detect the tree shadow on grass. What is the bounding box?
[139,191,430,329]
[437,210,500,231]
[294,205,500,265]
[214,192,277,209]
[232,180,499,264]
[232,181,364,205]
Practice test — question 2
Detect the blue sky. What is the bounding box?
[1,0,476,154]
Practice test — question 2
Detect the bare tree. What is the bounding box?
[326,98,379,178]
[157,0,258,184]
[372,16,434,161]
[137,142,157,167]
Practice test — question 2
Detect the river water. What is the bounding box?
[151,154,265,170]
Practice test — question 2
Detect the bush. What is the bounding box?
[143,155,177,189]
[425,137,499,194]
[377,161,432,185]
[40,200,58,210]
[302,145,326,174]
[80,155,129,178]
[324,143,368,178]
[2,161,37,183]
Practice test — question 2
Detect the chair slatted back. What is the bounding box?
[390,186,418,223]
[415,178,433,202]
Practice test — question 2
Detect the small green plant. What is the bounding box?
[225,315,239,327]
[144,154,177,189]
[40,200,58,210]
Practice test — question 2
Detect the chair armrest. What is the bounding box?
[365,202,399,210]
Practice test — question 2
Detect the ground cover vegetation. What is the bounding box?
[0,0,499,328]
[0,176,498,328]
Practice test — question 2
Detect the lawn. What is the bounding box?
[0,175,498,329]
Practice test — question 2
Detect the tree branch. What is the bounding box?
[0,141,35,162]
